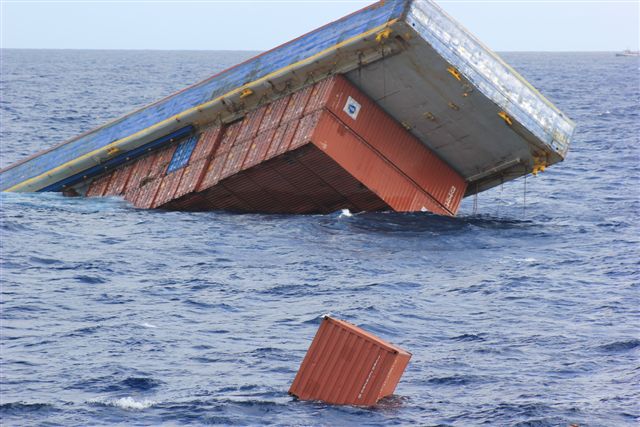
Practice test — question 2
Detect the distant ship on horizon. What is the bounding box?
[615,49,640,57]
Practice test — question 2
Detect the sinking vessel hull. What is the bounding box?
[0,0,575,215]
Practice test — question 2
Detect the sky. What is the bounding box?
[0,0,638,52]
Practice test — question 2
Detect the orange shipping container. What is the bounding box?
[103,164,133,196]
[132,178,161,209]
[152,169,184,208]
[191,125,224,161]
[312,75,467,214]
[124,154,156,194]
[173,157,210,201]
[258,95,290,133]
[289,316,411,407]
[85,172,113,197]
[87,74,466,216]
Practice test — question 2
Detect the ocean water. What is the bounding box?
[1,50,638,426]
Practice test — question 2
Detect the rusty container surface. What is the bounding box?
[85,172,113,198]
[124,154,156,195]
[152,169,184,208]
[258,95,290,133]
[309,110,450,215]
[191,125,224,161]
[289,316,411,407]
[103,163,133,196]
[84,74,466,216]
[173,157,210,201]
[316,75,467,214]
[131,178,162,209]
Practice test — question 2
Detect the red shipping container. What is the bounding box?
[290,111,323,151]
[132,178,162,209]
[153,169,184,208]
[264,120,299,160]
[236,107,266,143]
[103,163,133,196]
[198,154,228,191]
[219,141,251,180]
[216,120,243,155]
[280,85,313,124]
[191,125,224,161]
[85,171,113,197]
[124,154,155,194]
[310,111,449,215]
[149,145,177,178]
[308,75,467,214]
[94,74,466,216]
[289,316,411,406]
[242,128,276,169]
[258,95,290,133]
[174,158,210,200]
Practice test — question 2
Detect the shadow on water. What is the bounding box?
[315,211,536,235]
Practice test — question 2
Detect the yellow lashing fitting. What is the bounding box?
[531,153,547,176]
[239,88,254,99]
[447,66,462,81]
[375,28,392,43]
[106,147,121,156]
[498,111,513,126]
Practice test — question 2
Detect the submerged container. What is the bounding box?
[289,316,411,406]
[1,0,575,215]
[153,75,466,215]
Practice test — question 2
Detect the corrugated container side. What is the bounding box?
[289,317,411,406]
[220,173,283,212]
[85,172,113,197]
[174,157,210,200]
[153,169,184,208]
[265,120,300,160]
[321,75,467,214]
[290,111,323,151]
[258,95,291,133]
[303,77,336,115]
[268,152,348,213]
[198,154,229,191]
[216,120,243,155]
[310,111,449,215]
[378,351,411,398]
[236,107,266,143]
[103,164,133,196]
[294,145,389,213]
[199,183,253,211]
[124,154,156,194]
[238,161,325,213]
[220,141,251,180]
[132,178,162,209]
[281,85,314,124]
[147,146,177,178]
[191,125,224,161]
[243,128,276,169]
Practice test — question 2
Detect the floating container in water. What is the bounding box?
[289,316,412,406]
[0,0,575,216]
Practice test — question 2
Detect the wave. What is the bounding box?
[90,396,156,410]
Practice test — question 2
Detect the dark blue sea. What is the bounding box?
[1,50,638,426]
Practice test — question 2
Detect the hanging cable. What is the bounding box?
[473,183,478,215]
[523,173,527,219]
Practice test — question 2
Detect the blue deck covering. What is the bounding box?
[0,0,408,191]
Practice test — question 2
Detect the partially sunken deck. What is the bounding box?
[1,0,575,207]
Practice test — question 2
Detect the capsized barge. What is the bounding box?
[0,0,575,216]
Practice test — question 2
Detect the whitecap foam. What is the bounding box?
[90,396,156,410]
[338,209,352,218]
[140,322,157,328]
